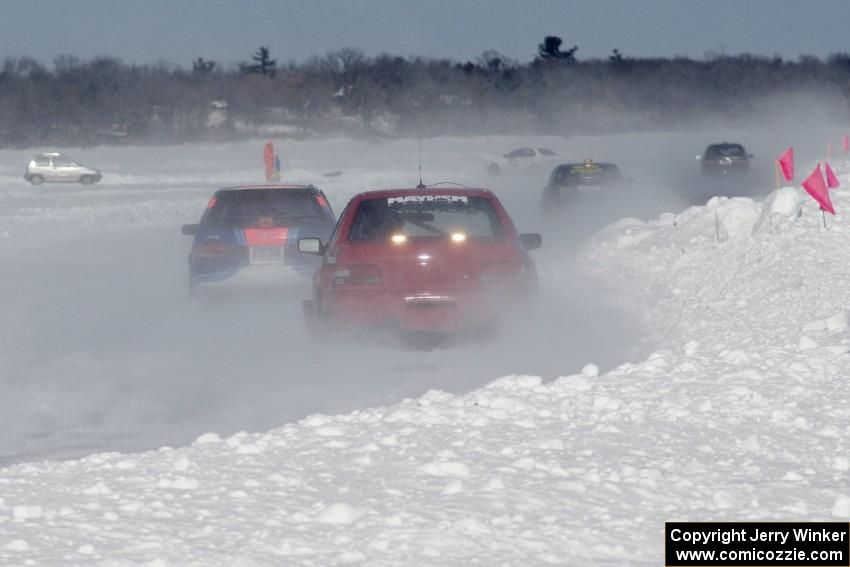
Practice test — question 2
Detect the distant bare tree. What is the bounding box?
[192,57,216,74]
[537,36,578,62]
[477,50,516,72]
[53,55,81,73]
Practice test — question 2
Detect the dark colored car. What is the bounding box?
[181,184,335,291]
[699,143,752,175]
[297,187,541,339]
[541,159,624,208]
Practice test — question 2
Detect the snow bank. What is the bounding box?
[4,164,850,565]
[581,170,850,353]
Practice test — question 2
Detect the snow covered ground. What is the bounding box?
[2,131,849,565]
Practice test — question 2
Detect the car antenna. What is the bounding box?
[416,135,426,188]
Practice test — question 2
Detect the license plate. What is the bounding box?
[249,246,284,264]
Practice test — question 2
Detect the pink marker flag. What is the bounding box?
[844,134,849,154]
[802,164,836,215]
[777,147,794,181]
[825,161,840,189]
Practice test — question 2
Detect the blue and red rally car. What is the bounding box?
[182,184,335,291]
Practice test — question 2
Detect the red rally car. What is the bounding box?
[297,187,542,336]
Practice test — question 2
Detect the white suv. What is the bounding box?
[24,153,102,185]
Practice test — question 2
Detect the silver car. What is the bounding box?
[24,153,102,185]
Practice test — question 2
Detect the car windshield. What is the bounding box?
[705,144,746,158]
[504,148,536,159]
[348,195,504,241]
[204,189,325,228]
[552,163,621,186]
[52,155,77,167]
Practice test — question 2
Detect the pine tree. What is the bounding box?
[246,46,277,77]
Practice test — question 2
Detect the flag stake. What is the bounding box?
[777,147,794,185]
[823,209,827,229]
[774,160,781,191]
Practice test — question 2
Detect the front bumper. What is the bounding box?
[321,286,531,333]
[701,162,749,174]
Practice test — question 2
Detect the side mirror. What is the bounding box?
[298,237,324,255]
[182,224,199,236]
[519,233,542,251]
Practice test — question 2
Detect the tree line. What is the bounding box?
[1,40,850,147]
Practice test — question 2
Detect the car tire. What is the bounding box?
[302,299,325,338]
[304,298,336,342]
[29,175,44,186]
[301,299,314,320]
[400,330,444,351]
[541,188,563,210]
[80,175,94,185]
[470,323,500,344]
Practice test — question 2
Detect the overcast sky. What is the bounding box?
[2,0,850,67]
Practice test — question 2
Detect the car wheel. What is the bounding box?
[400,330,445,351]
[29,175,44,186]
[80,175,94,185]
[188,270,198,296]
[303,299,331,340]
[541,189,563,210]
[301,299,314,321]
[470,323,500,344]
